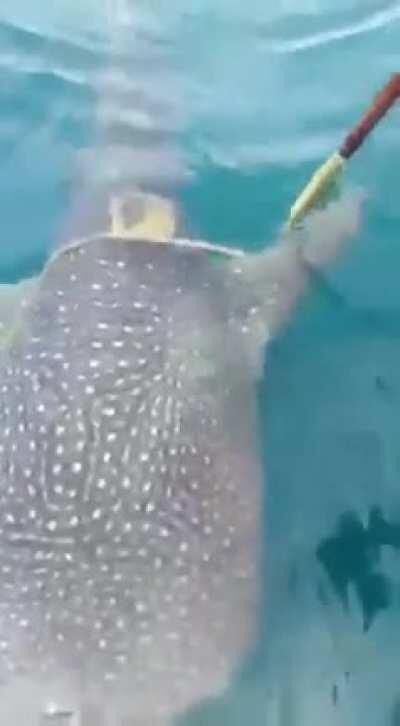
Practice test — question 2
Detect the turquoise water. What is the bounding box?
[2,2,400,724]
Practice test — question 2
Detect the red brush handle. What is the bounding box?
[339,73,400,159]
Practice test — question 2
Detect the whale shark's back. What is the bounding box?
[0,236,263,725]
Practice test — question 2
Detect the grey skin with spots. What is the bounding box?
[0,195,361,726]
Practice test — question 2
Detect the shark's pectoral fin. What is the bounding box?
[0,277,38,349]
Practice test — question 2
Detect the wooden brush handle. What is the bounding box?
[339,73,400,159]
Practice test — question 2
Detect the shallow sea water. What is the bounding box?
[1,2,400,724]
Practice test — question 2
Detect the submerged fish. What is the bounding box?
[0,191,361,725]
